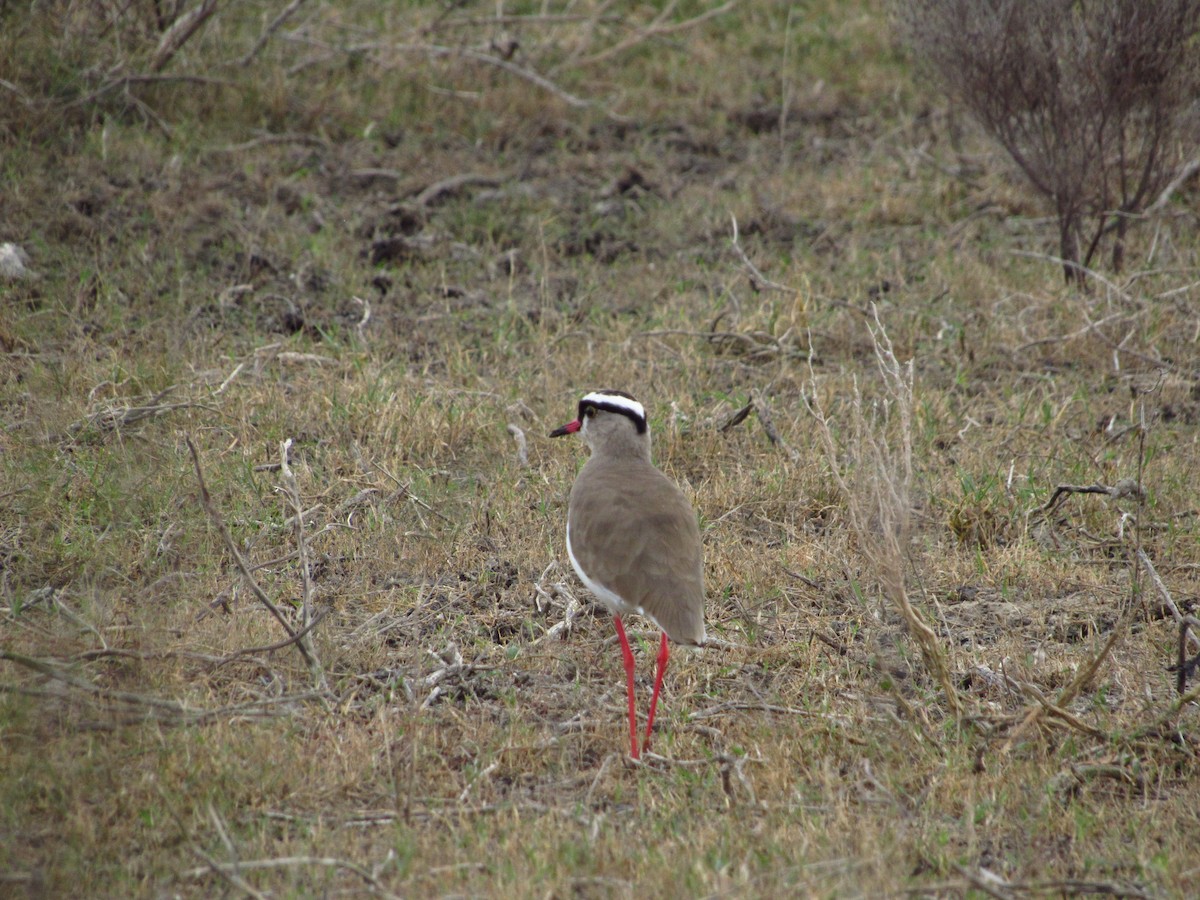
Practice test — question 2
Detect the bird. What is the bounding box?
[550,389,705,759]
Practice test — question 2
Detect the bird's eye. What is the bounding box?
[584,407,596,418]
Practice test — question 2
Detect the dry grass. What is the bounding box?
[2,0,1199,897]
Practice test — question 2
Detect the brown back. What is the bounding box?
[567,456,705,645]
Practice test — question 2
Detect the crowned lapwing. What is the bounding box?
[550,390,705,759]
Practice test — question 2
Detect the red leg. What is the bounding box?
[642,632,670,755]
[612,616,639,759]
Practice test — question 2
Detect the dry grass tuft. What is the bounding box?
[806,306,963,717]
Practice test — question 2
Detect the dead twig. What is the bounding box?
[1010,677,1109,741]
[209,609,330,671]
[212,132,330,154]
[1029,880,1153,899]
[1139,549,1200,657]
[1135,680,1200,738]
[1013,311,1137,355]
[689,700,851,727]
[538,590,581,644]
[65,74,232,114]
[412,173,502,207]
[69,386,214,438]
[0,77,34,106]
[1175,617,1200,695]
[278,438,327,690]
[0,650,322,723]
[191,846,269,900]
[1144,155,1200,218]
[353,296,371,341]
[150,0,219,73]
[1002,617,1127,752]
[1040,481,1132,515]
[571,0,740,68]
[0,650,190,714]
[729,213,795,293]
[507,423,529,468]
[718,401,754,432]
[633,329,804,361]
[952,865,1017,900]
[240,0,309,66]
[276,351,336,366]
[752,391,800,463]
[419,643,496,710]
[457,761,499,804]
[393,43,595,111]
[186,436,318,674]
[179,855,401,899]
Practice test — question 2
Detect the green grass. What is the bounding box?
[2,0,1200,897]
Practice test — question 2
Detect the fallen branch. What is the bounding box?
[1038,479,1143,517]
[179,855,402,899]
[150,0,219,73]
[412,173,502,207]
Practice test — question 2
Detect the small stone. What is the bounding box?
[0,243,33,279]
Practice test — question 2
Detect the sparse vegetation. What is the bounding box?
[895,0,1200,285]
[2,1,1200,897]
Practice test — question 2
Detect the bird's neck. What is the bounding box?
[588,439,652,466]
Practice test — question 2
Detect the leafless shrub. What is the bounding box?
[897,0,1200,285]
